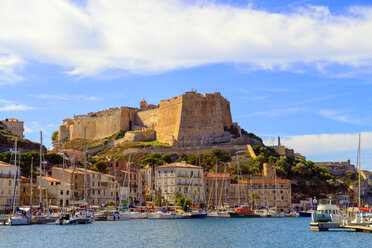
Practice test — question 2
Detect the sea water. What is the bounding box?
[0,217,371,248]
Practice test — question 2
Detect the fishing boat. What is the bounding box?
[228,205,260,218]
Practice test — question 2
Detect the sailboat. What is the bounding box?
[228,155,260,218]
[207,161,229,218]
[6,139,32,225]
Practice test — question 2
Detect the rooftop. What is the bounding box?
[156,162,202,170]
[239,179,290,184]
[0,161,15,167]
[204,173,230,178]
[2,118,23,123]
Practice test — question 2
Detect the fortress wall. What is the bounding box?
[58,125,70,140]
[178,92,233,140]
[119,107,136,131]
[156,95,183,145]
[134,108,159,128]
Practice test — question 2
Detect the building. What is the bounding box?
[1,118,24,138]
[19,177,42,206]
[155,162,204,205]
[37,176,70,207]
[0,161,20,213]
[229,178,292,211]
[204,173,230,208]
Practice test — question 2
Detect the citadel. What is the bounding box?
[57,91,262,147]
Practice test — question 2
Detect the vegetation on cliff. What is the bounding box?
[0,152,63,177]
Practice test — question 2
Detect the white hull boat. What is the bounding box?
[107,212,129,221]
[128,212,148,219]
[6,213,32,225]
[148,212,163,219]
[160,213,182,219]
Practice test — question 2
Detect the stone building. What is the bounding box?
[37,176,70,207]
[155,162,204,205]
[57,91,261,147]
[204,173,230,208]
[0,161,20,213]
[1,118,24,138]
[19,177,41,207]
[229,178,292,211]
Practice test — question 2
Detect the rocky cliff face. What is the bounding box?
[0,121,46,153]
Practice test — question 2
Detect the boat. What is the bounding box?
[6,211,32,225]
[298,210,313,217]
[55,213,91,225]
[311,198,343,223]
[127,211,148,219]
[190,210,207,218]
[160,212,183,219]
[228,205,260,218]
[6,140,32,226]
[148,211,164,219]
[107,211,129,221]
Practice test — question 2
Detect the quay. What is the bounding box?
[0,215,8,225]
[343,225,372,233]
[310,222,342,231]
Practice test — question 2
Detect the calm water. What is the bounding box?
[0,217,371,248]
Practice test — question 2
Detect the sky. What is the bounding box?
[1,0,372,169]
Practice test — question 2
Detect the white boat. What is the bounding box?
[107,211,129,221]
[55,213,91,225]
[311,198,343,223]
[148,211,163,219]
[127,212,148,219]
[207,211,229,218]
[160,212,182,219]
[6,212,32,226]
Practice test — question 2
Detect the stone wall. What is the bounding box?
[134,108,159,128]
[2,118,24,138]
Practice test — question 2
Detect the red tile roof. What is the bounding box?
[239,179,290,184]
[156,162,201,169]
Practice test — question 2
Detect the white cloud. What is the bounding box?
[318,109,372,126]
[0,1,372,78]
[264,132,372,156]
[0,104,35,111]
[0,49,23,84]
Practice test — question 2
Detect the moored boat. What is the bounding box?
[6,211,32,226]
[228,206,260,218]
[107,211,129,221]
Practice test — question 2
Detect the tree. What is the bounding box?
[93,161,109,173]
[176,197,192,212]
[172,191,183,202]
[248,193,259,208]
[106,201,116,206]
[155,194,164,206]
[190,190,198,205]
[45,153,63,164]
[51,131,58,141]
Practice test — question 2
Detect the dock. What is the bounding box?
[343,225,372,233]
[0,215,8,225]
[310,222,341,231]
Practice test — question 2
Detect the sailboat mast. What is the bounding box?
[72,149,75,204]
[127,154,131,205]
[39,131,43,206]
[62,153,65,209]
[237,155,240,206]
[30,157,33,207]
[215,160,218,209]
[358,133,361,207]
[83,128,87,204]
[11,139,18,214]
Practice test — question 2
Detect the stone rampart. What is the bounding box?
[134,108,159,128]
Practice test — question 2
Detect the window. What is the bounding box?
[9,180,11,186]
[111,192,113,197]
[92,190,95,195]
[92,182,95,187]
[60,190,63,195]
[98,182,101,187]
[66,190,69,195]
[98,190,100,195]
[93,174,95,179]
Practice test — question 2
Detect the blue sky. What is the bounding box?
[1,0,372,169]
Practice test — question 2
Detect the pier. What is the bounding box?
[310,222,341,231]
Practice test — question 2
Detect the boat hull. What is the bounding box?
[228,213,260,218]
[190,213,207,218]
[299,212,312,217]
[6,217,32,225]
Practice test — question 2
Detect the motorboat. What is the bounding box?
[228,206,260,218]
[6,211,32,225]
[311,198,343,223]
[107,211,129,221]
[190,210,207,219]
[160,212,182,219]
